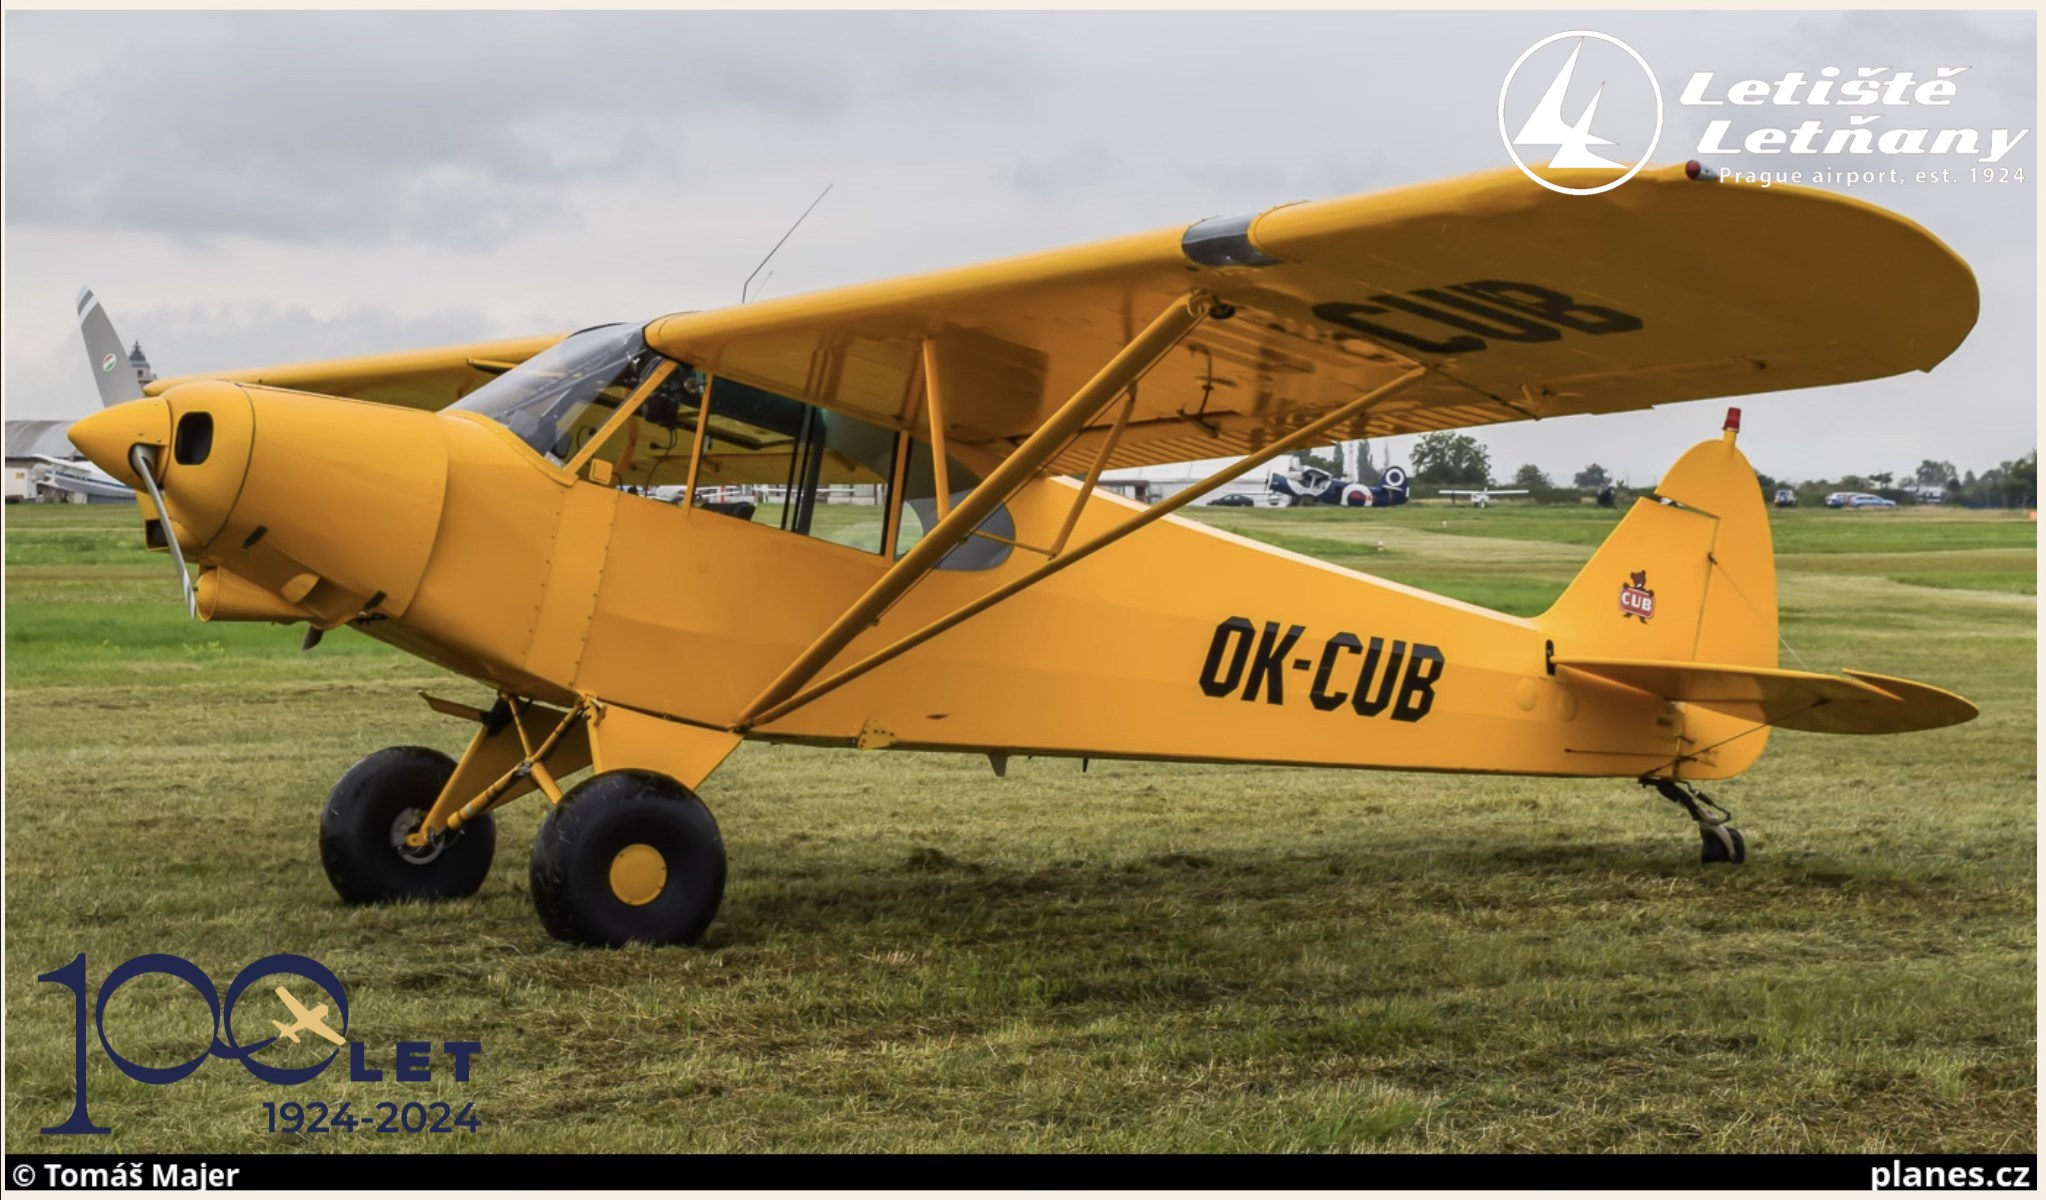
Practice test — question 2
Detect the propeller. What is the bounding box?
[74,287,196,618]
[127,444,197,619]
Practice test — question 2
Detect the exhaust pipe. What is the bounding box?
[196,567,311,624]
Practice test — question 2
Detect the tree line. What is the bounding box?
[1767,454,2038,509]
[1327,433,2038,508]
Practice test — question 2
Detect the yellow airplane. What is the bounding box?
[67,163,1982,947]
[271,986,346,1047]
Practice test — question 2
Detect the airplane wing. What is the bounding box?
[645,163,1976,474]
[1488,489,1531,496]
[274,986,314,1020]
[144,333,566,412]
[1555,657,1978,735]
[32,454,104,473]
[272,987,347,1044]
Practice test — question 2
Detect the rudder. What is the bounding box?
[1540,414,1777,671]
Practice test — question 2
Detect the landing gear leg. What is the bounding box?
[1645,778,1747,864]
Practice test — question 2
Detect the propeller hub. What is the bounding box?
[68,398,171,486]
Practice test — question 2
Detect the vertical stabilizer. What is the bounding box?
[1540,412,1777,669]
[76,287,148,409]
[1538,412,1779,776]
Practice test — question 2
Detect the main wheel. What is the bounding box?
[320,746,496,903]
[529,770,726,947]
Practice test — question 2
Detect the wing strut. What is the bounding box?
[736,290,1218,727]
[738,365,1426,732]
[920,339,955,520]
[1050,388,1137,557]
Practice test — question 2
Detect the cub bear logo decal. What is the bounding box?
[1619,570,1656,621]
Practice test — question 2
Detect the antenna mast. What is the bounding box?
[742,184,833,304]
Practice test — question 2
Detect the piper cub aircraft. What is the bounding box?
[69,163,1981,947]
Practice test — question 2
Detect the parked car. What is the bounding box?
[1824,491,1852,508]
[1847,494,1898,509]
[1774,488,1797,508]
[1207,493,1255,507]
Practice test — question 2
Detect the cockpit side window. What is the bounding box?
[693,377,894,554]
[895,441,1014,571]
[687,377,1010,568]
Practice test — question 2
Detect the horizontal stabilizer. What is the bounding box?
[1554,657,1978,736]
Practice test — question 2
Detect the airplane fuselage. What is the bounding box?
[73,381,1775,795]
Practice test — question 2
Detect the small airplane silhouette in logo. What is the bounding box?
[271,986,346,1046]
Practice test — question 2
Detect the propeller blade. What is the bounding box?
[127,445,197,619]
[76,286,146,409]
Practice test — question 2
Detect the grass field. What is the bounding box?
[4,499,2035,1154]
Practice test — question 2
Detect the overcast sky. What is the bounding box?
[3,9,2034,484]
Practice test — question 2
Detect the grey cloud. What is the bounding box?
[125,303,560,378]
[1785,9,2035,79]
[4,302,573,418]
[4,12,1051,248]
[1006,144,1123,198]
[2,11,2032,480]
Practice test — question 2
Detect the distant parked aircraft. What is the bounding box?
[31,455,135,502]
[1439,487,1529,508]
[1267,464,1410,508]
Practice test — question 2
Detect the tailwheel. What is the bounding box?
[320,746,497,903]
[529,770,726,947]
[1646,778,1747,865]
[1700,822,1747,865]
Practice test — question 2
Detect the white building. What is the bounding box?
[6,342,154,502]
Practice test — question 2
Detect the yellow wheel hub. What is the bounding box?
[608,843,668,906]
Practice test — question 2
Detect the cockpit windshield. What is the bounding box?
[449,324,663,461]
